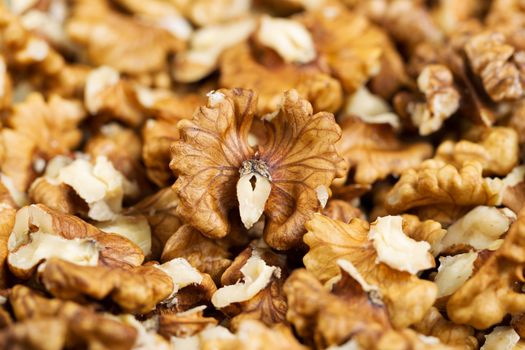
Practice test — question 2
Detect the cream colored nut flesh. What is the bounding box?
[7,205,99,275]
[211,254,279,308]
[236,160,272,230]
[369,216,434,274]
[256,16,316,64]
[434,252,477,298]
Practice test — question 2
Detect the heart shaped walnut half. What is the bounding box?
[170,88,347,250]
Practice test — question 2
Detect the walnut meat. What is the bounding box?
[220,42,343,115]
[447,208,525,329]
[465,32,525,102]
[9,284,138,350]
[436,127,519,176]
[170,89,346,249]
[336,117,432,185]
[161,224,231,283]
[7,204,144,278]
[303,214,437,328]
[409,64,460,136]
[67,1,184,75]
[385,160,503,214]
[39,257,209,314]
[298,4,390,94]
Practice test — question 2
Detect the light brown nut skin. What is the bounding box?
[9,284,137,350]
[447,207,525,329]
[28,177,86,215]
[465,31,525,102]
[39,258,174,314]
[7,204,144,278]
[435,127,519,176]
[322,199,363,224]
[284,267,390,349]
[385,160,503,214]
[128,187,183,259]
[158,309,218,339]
[297,5,390,94]
[0,182,16,289]
[170,88,346,250]
[412,307,478,350]
[220,42,342,115]
[0,318,67,350]
[303,214,437,328]
[161,224,231,283]
[336,117,432,185]
[66,1,184,75]
[217,245,287,329]
[85,124,146,191]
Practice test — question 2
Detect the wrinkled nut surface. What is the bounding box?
[303,214,437,328]
[170,88,346,249]
[409,64,460,136]
[369,216,435,275]
[4,0,525,348]
[256,16,316,64]
[7,204,144,278]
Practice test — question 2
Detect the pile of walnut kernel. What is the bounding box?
[5,0,525,349]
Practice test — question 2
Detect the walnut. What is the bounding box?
[1,93,86,192]
[435,127,519,176]
[256,16,316,64]
[170,89,346,249]
[39,257,209,314]
[447,208,525,329]
[220,42,342,115]
[85,123,146,189]
[385,160,504,214]
[481,326,520,350]
[408,64,460,135]
[212,251,279,308]
[303,214,437,328]
[173,18,256,83]
[297,5,390,94]
[344,86,401,129]
[161,224,231,283]
[436,206,515,254]
[9,284,138,350]
[171,320,306,350]
[174,0,251,27]
[7,204,144,278]
[84,66,144,127]
[213,244,287,328]
[361,0,443,51]
[37,155,138,221]
[501,165,525,213]
[434,252,478,298]
[401,214,447,256]
[465,32,525,102]
[412,307,478,350]
[369,216,435,275]
[336,117,432,185]
[0,183,15,288]
[322,199,363,224]
[432,0,482,35]
[139,91,206,186]
[157,306,218,338]
[284,264,390,348]
[128,187,183,259]
[66,1,184,75]
[0,318,66,350]
[95,215,152,257]
[0,9,65,76]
